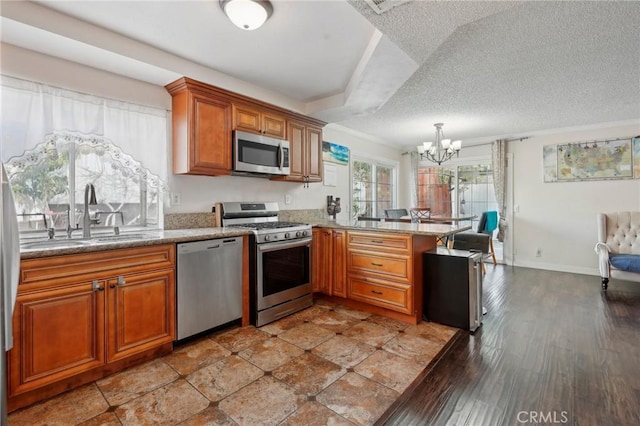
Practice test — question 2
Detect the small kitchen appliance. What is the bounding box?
[220,201,312,326]
[233,131,290,176]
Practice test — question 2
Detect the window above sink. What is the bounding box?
[1,75,170,238]
[8,133,167,236]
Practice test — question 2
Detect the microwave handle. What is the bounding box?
[278,142,284,170]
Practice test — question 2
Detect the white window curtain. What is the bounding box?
[408,151,419,209]
[0,75,167,184]
[492,139,507,242]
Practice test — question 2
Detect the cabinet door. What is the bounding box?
[233,104,261,134]
[262,112,286,139]
[8,281,105,396]
[191,92,232,174]
[312,229,333,295]
[306,126,323,182]
[333,230,347,298]
[286,120,306,181]
[107,269,175,362]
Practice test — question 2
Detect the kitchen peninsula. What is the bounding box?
[310,220,471,325]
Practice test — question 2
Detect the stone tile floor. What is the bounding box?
[8,300,457,426]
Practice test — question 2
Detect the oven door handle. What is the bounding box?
[258,237,312,253]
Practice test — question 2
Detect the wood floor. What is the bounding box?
[379,265,640,425]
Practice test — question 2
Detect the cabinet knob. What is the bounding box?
[92,280,104,292]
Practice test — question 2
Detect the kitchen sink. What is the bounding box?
[20,239,92,249]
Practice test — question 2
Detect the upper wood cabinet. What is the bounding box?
[233,104,286,139]
[166,77,325,178]
[273,119,323,184]
[167,80,232,176]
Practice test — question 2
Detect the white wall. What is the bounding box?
[509,122,640,275]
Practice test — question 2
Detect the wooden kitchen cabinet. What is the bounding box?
[347,232,414,315]
[9,281,106,396]
[273,119,323,184]
[8,244,176,411]
[166,77,326,179]
[233,103,286,139]
[312,229,346,297]
[167,79,232,176]
[345,231,434,319]
[106,269,175,363]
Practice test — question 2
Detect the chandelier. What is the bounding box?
[417,123,462,165]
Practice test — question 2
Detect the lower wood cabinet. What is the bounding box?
[312,228,436,323]
[107,269,175,363]
[312,228,346,297]
[8,244,176,410]
[11,281,106,395]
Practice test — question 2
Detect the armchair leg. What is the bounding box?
[601,278,609,290]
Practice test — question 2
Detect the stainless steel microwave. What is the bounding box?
[233,130,290,176]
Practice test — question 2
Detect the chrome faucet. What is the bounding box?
[82,183,100,238]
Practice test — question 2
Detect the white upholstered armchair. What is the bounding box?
[595,212,640,290]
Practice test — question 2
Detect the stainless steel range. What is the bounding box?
[220,202,312,326]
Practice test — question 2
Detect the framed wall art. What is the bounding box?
[543,137,639,182]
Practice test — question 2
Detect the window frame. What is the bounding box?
[350,154,399,219]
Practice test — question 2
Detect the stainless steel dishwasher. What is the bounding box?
[176,237,243,340]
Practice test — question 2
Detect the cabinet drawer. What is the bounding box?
[20,244,176,290]
[347,231,411,253]
[348,276,412,314]
[348,251,410,282]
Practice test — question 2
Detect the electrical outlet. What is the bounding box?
[536,248,542,257]
[285,194,292,205]
[171,193,181,206]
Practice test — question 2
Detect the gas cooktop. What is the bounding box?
[228,221,307,230]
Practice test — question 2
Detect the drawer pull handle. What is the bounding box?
[371,262,383,267]
[371,290,383,295]
[370,240,384,243]
[117,276,126,286]
[92,280,104,292]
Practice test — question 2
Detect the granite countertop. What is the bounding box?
[310,219,472,237]
[19,228,253,259]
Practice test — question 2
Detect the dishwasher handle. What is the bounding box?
[178,237,240,254]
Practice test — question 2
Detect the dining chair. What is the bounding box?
[409,207,431,223]
[384,208,408,219]
[453,210,498,265]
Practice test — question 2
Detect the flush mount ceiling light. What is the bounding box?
[220,0,273,31]
[417,123,462,165]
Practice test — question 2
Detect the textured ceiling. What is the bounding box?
[343,0,640,146]
[1,1,639,149]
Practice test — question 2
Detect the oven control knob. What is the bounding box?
[296,231,302,237]
[302,230,308,237]
[264,235,270,241]
[285,232,290,239]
